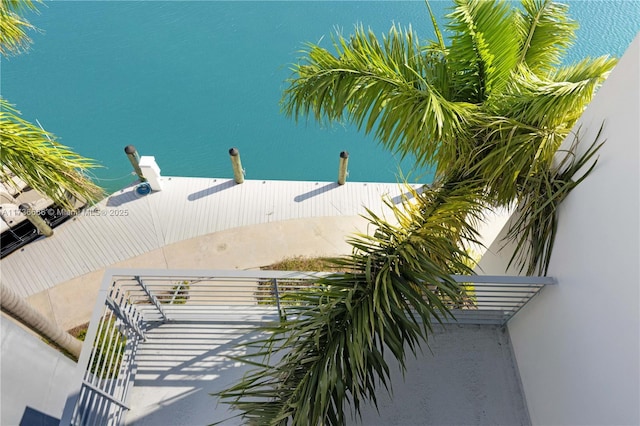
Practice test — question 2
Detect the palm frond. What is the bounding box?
[551,55,617,83]
[424,0,446,52]
[0,0,41,56]
[505,125,605,275]
[473,53,614,206]
[0,99,104,208]
[515,0,578,76]
[496,61,615,130]
[446,0,521,101]
[468,117,563,206]
[216,183,485,425]
[281,24,479,169]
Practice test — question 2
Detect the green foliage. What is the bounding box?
[0,0,40,56]
[77,318,126,380]
[0,100,105,208]
[159,281,191,304]
[171,282,190,304]
[263,256,343,272]
[516,0,578,74]
[505,125,605,275]
[282,22,480,169]
[256,258,337,309]
[282,0,615,276]
[216,184,484,425]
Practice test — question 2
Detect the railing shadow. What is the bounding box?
[125,324,277,425]
[19,406,60,426]
[188,179,235,201]
[294,182,339,203]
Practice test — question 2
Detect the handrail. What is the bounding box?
[135,275,168,322]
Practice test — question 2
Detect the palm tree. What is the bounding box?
[0,0,103,209]
[217,1,614,424]
[218,182,487,425]
[282,0,615,274]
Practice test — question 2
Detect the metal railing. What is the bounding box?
[60,268,554,425]
[59,273,147,425]
[444,274,555,324]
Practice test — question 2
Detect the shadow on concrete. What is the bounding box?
[294,182,339,203]
[188,180,236,201]
[19,406,59,426]
[126,324,529,426]
[124,323,278,426]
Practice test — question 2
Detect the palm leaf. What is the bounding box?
[0,0,40,56]
[281,24,478,169]
[446,0,521,101]
[424,0,446,52]
[473,54,614,206]
[515,0,578,76]
[505,125,605,275]
[0,99,104,208]
[496,59,616,130]
[551,56,618,84]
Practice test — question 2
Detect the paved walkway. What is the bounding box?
[2,177,412,297]
[28,215,372,330]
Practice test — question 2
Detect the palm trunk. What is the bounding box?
[1,283,82,359]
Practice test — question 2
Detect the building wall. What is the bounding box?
[478,34,640,425]
[1,316,80,425]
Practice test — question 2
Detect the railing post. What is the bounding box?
[170,281,186,305]
[104,298,146,341]
[337,151,349,185]
[124,145,146,182]
[229,147,245,184]
[19,203,53,237]
[271,278,284,321]
[135,276,168,323]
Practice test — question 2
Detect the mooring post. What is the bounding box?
[124,145,146,182]
[229,147,244,184]
[19,203,53,237]
[338,151,349,185]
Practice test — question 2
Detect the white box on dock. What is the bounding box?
[139,156,163,191]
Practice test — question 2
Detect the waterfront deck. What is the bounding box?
[0,177,415,298]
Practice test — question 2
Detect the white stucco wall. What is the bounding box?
[478,34,640,425]
[0,315,80,425]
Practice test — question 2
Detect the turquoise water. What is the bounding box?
[2,1,638,194]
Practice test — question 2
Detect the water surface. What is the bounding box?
[2,1,638,193]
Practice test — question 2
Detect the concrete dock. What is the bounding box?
[1,177,418,329]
